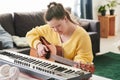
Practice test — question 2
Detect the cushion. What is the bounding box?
[70,13,81,24]
[12,35,29,48]
[14,12,45,37]
[79,21,90,31]
[70,13,90,31]
[0,41,2,50]
[0,13,15,35]
[0,24,13,49]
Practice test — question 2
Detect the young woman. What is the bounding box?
[26,2,94,73]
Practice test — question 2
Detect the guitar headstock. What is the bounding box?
[81,63,95,74]
[75,62,95,74]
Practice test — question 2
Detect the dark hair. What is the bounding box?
[44,2,75,24]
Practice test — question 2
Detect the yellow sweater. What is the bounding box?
[26,24,93,63]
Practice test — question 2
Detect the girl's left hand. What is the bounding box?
[74,62,95,74]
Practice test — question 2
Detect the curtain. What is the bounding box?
[80,0,93,19]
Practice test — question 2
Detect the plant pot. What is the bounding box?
[110,9,115,15]
[101,10,106,16]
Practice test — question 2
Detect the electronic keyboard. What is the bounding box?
[0,50,92,80]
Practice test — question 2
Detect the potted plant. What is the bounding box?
[106,0,120,15]
[98,5,107,16]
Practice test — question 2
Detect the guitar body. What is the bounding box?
[30,48,37,58]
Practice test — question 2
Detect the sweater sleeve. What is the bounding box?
[74,33,93,64]
[26,25,48,49]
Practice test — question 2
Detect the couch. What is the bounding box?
[79,19,100,56]
[0,11,100,56]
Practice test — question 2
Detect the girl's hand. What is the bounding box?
[37,43,49,57]
[37,43,57,58]
[74,62,95,74]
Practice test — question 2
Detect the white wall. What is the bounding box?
[115,5,120,33]
[92,0,120,33]
[0,0,74,13]
[0,0,120,33]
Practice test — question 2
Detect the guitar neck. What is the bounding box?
[51,53,77,66]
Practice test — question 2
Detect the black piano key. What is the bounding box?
[64,69,73,73]
[42,62,51,67]
[54,67,67,72]
[64,69,75,74]
[33,60,41,65]
[47,65,58,69]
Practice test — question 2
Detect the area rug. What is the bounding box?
[94,52,120,80]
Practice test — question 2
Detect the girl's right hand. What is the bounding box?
[37,43,49,57]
